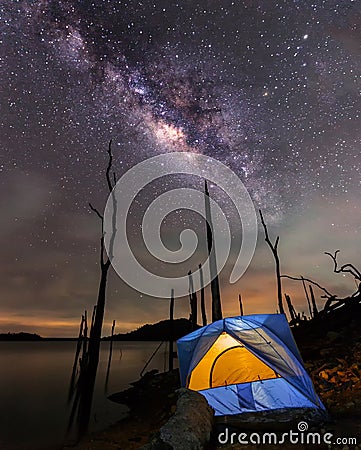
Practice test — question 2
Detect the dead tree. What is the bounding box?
[301,276,313,319]
[188,270,198,330]
[204,180,222,321]
[281,251,361,319]
[322,294,338,313]
[198,263,207,326]
[309,285,319,317]
[68,313,85,403]
[104,320,116,394]
[284,293,298,324]
[259,210,284,315]
[239,294,244,316]
[70,141,117,438]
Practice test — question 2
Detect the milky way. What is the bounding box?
[3,0,359,217]
[29,0,265,202]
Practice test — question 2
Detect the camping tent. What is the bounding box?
[177,314,325,416]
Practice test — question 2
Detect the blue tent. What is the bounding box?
[177,314,325,416]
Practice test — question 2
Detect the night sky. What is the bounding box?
[1,1,360,336]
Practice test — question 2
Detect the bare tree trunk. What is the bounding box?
[285,293,297,323]
[238,294,244,316]
[77,258,111,436]
[198,263,207,326]
[104,320,116,394]
[68,314,85,403]
[169,289,174,371]
[309,285,319,318]
[188,270,198,330]
[259,210,284,315]
[204,180,222,321]
[301,276,313,319]
[68,142,117,439]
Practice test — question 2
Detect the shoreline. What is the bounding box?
[66,323,361,449]
[65,370,180,449]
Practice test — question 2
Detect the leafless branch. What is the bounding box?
[274,236,279,250]
[89,203,103,220]
[259,210,270,245]
[259,209,284,314]
[281,274,334,298]
[106,140,114,192]
[325,250,361,281]
[88,203,106,265]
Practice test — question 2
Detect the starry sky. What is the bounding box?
[1,0,360,337]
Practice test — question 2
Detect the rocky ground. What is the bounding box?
[213,325,361,450]
[68,311,361,449]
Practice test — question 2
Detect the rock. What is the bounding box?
[337,371,346,377]
[141,388,214,450]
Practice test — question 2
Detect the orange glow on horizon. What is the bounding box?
[0,271,323,337]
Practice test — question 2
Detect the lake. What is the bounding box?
[0,341,173,450]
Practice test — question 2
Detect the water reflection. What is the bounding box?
[0,341,173,449]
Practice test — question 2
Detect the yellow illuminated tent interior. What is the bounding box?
[187,331,280,391]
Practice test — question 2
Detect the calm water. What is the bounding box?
[0,341,172,450]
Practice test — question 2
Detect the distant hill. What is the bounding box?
[103,318,198,341]
[0,332,43,341]
[0,318,198,341]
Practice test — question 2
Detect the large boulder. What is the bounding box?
[141,388,214,450]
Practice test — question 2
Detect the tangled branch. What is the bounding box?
[280,274,334,298]
[325,250,361,281]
